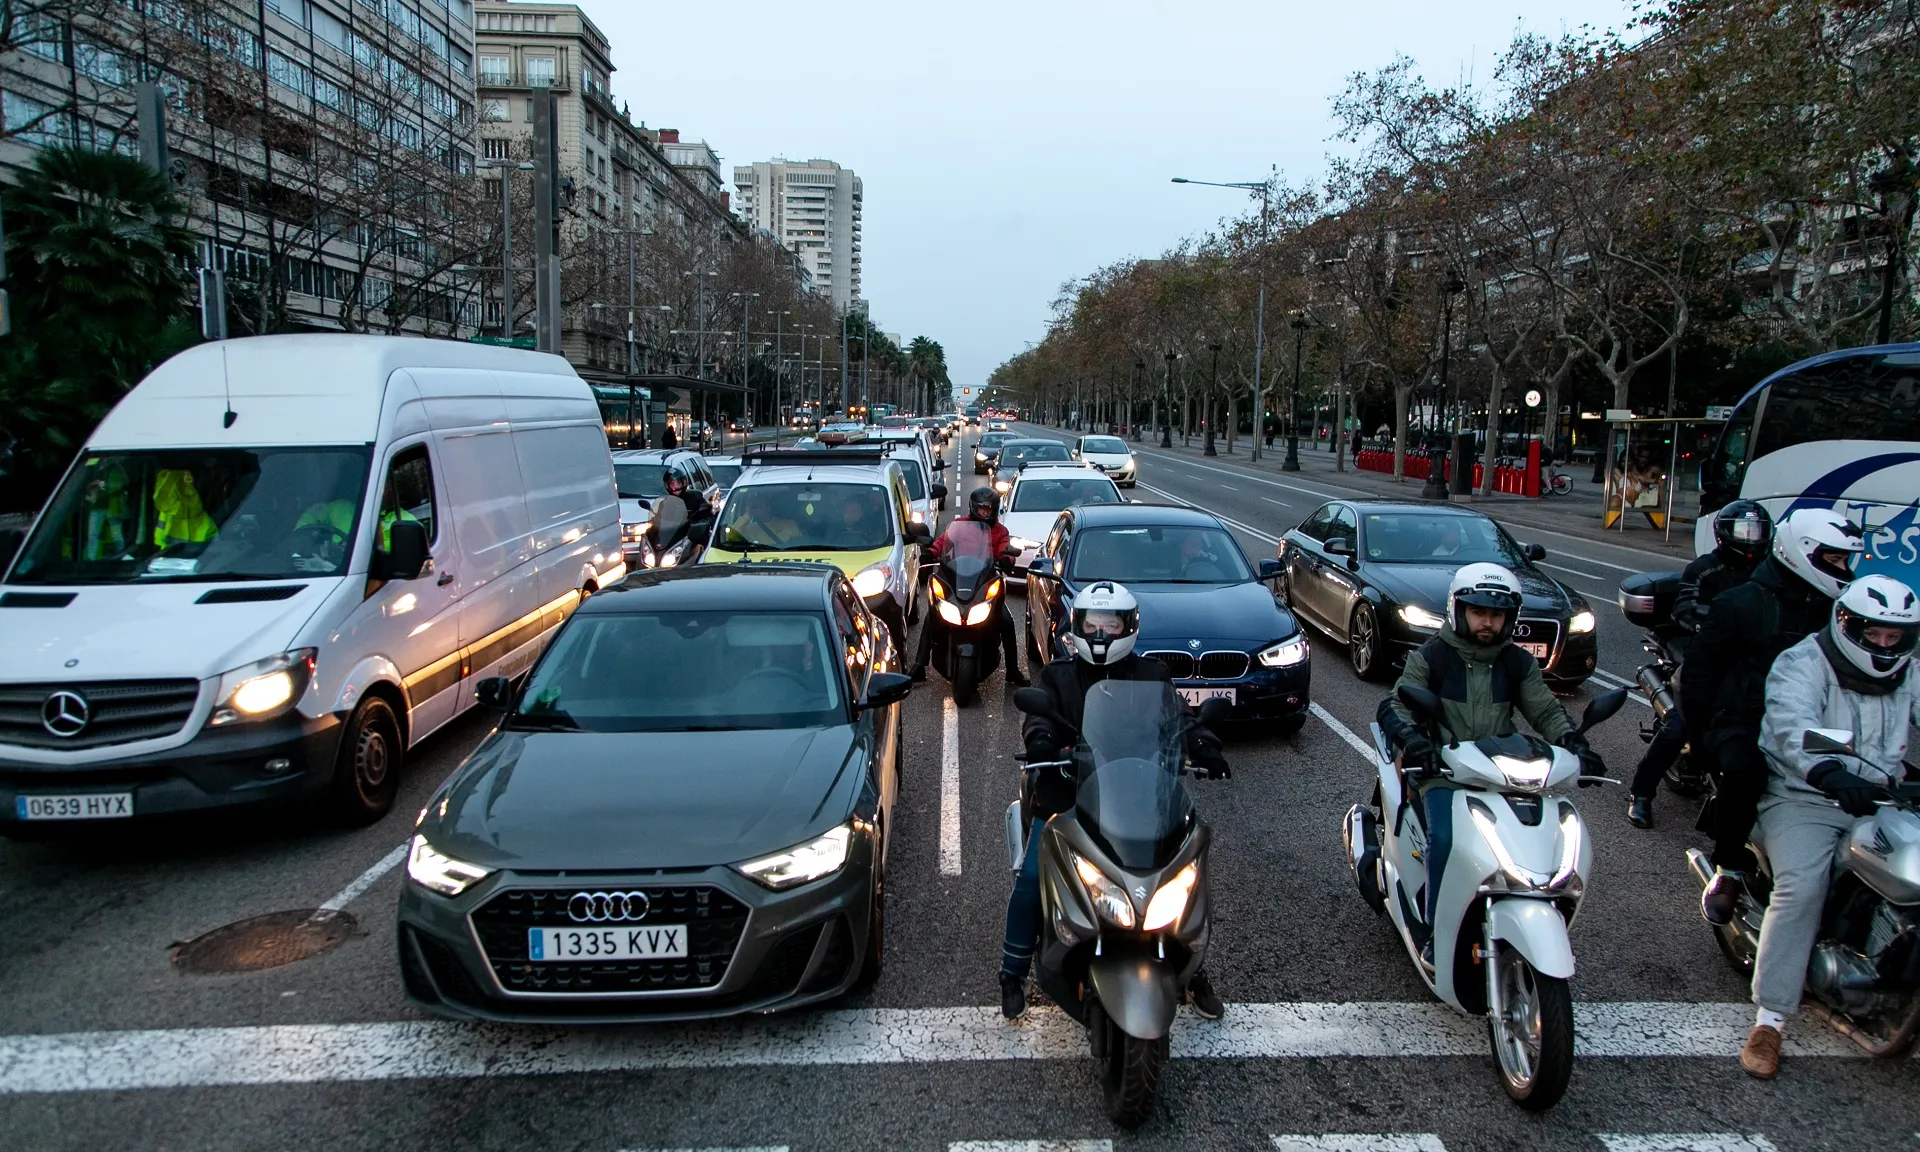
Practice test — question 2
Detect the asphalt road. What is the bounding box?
[1,425,1914,1151]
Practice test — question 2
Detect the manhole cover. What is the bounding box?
[171,909,357,974]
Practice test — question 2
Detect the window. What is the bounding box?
[267,51,311,97]
[74,42,126,86]
[1753,353,1920,463]
[380,445,437,546]
[480,98,508,122]
[1327,506,1357,550]
[524,56,555,87]
[1067,526,1253,585]
[482,136,510,159]
[450,0,471,24]
[449,44,471,76]
[314,74,347,111]
[1295,504,1336,543]
[478,54,510,85]
[3,90,69,146]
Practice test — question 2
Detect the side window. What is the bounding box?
[1328,506,1357,547]
[829,581,869,692]
[1297,504,1335,543]
[1045,516,1070,558]
[379,444,437,547]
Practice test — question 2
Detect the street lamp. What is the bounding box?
[477,158,535,340]
[1133,359,1145,442]
[1284,312,1312,471]
[1205,343,1221,457]
[1161,349,1177,448]
[1173,174,1272,462]
[1420,274,1469,500]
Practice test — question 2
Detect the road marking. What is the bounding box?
[1138,483,1284,546]
[0,1002,1873,1093]
[1537,561,1606,582]
[1219,483,1239,491]
[1272,1137,1446,1152]
[1134,449,1345,502]
[953,1143,1111,1152]
[1263,497,1293,508]
[1589,668,1652,707]
[1595,1138,1778,1152]
[317,841,410,914]
[621,1148,789,1152]
[1310,703,1378,762]
[940,697,962,875]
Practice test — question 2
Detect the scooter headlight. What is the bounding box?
[1072,853,1136,928]
[1491,754,1553,791]
[964,601,995,626]
[1142,862,1199,931]
[1468,800,1542,889]
[938,601,964,625]
[1549,804,1584,892]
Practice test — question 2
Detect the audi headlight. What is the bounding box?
[994,479,1011,493]
[735,823,853,890]
[1258,635,1310,667]
[1399,604,1446,630]
[209,649,316,726]
[938,601,964,625]
[975,451,987,462]
[1072,852,1136,928]
[1568,609,1596,634]
[1142,861,1199,931]
[1007,536,1041,552]
[405,834,493,897]
[852,564,890,600]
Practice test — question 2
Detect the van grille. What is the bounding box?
[0,680,200,750]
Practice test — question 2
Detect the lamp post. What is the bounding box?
[1161,350,1177,448]
[1420,275,1469,500]
[477,158,535,340]
[1133,359,1145,442]
[1205,343,1221,456]
[1173,174,1271,461]
[1285,312,1310,471]
[767,308,790,431]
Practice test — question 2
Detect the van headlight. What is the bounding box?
[210,649,316,726]
[735,823,853,890]
[406,835,493,896]
[852,563,890,599]
[1568,610,1596,634]
[1258,636,1310,667]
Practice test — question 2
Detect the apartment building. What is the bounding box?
[733,157,863,311]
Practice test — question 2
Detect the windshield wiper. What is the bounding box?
[650,724,742,732]
[508,712,581,731]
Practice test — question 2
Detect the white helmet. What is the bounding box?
[1829,574,1919,680]
[1447,562,1524,644]
[1772,509,1865,599]
[1068,581,1140,665]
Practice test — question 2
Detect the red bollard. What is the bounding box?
[1525,439,1541,498]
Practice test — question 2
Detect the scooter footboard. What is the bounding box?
[1487,898,1575,980]
[1087,945,1181,1041]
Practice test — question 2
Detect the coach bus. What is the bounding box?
[1697,342,1920,582]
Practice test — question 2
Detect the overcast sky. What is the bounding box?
[589,0,1636,392]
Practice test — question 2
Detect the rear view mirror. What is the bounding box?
[688,521,711,546]
[1802,728,1857,757]
[1026,556,1057,580]
[859,671,913,710]
[475,676,514,711]
[908,522,933,544]
[382,519,430,581]
[1524,543,1547,562]
[1197,697,1232,727]
[1396,684,1444,724]
[1578,687,1628,733]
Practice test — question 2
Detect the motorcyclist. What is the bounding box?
[908,486,1027,686]
[659,469,714,538]
[1000,580,1229,1020]
[1688,508,1864,925]
[1377,562,1597,969]
[1738,573,1920,1080]
[1626,499,1773,828]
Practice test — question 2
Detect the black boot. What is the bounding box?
[999,972,1027,1019]
[1006,661,1030,687]
[1626,795,1654,829]
[1186,967,1224,1020]
[907,663,927,683]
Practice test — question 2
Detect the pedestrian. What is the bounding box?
[1264,420,1275,449]
[662,424,678,450]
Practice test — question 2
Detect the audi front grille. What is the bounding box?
[470,885,750,995]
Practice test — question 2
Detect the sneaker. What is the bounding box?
[999,972,1027,1019]
[1702,868,1745,926]
[1626,795,1654,829]
[1186,969,1224,1020]
[1739,1024,1781,1079]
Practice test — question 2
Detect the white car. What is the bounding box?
[999,463,1125,575]
[1072,434,1138,488]
[883,444,948,529]
[987,420,1009,432]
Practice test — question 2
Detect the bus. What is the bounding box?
[1697,342,1920,582]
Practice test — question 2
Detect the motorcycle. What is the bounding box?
[1688,728,1920,1056]
[634,499,707,570]
[1617,571,1710,798]
[923,520,1013,706]
[1008,680,1230,1128]
[1347,683,1628,1110]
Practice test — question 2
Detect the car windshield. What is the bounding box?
[512,611,842,731]
[708,463,741,488]
[1011,476,1122,512]
[614,463,670,499]
[1082,437,1128,455]
[1002,442,1070,469]
[979,433,1013,451]
[1068,525,1253,584]
[715,482,894,551]
[1361,513,1533,567]
[9,446,374,585]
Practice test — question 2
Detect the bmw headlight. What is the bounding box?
[735,823,854,890]
[405,834,493,897]
[852,563,891,600]
[1568,609,1596,634]
[994,478,1011,493]
[1072,852,1136,928]
[1258,635,1310,667]
[1399,604,1446,630]
[210,649,316,726]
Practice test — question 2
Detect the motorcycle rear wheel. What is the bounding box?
[1096,1010,1167,1128]
[1488,947,1574,1111]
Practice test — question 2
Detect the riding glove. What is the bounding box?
[1188,726,1230,778]
[1399,731,1438,775]
[1559,732,1608,787]
[1808,759,1887,817]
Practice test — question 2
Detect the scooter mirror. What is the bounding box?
[1197,697,1232,727]
[1802,728,1857,756]
[1396,684,1444,723]
[1012,686,1055,718]
[1577,687,1629,732]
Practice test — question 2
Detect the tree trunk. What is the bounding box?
[1226,391,1237,455]
[1393,384,1413,479]
[1478,362,1504,497]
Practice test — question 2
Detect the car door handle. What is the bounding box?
[437,570,456,586]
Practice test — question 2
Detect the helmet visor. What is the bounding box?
[1811,547,1856,584]
[1723,518,1767,544]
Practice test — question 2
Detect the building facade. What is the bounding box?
[733,157,863,311]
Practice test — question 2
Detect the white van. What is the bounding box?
[0,335,625,828]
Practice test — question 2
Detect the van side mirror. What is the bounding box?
[476,676,514,711]
[908,522,933,544]
[381,519,431,581]
[930,482,948,501]
[688,521,711,546]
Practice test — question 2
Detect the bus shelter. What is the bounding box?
[1602,416,1726,540]
[580,371,751,451]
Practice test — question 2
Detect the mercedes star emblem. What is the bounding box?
[566,890,652,923]
[41,690,91,738]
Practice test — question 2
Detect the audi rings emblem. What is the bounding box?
[40,691,90,738]
[567,891,651,923]
[1512,623,1533,639]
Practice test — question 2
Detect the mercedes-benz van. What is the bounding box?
[0,335,625,829]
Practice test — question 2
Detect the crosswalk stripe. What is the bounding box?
[1595,1137,1778,1152]
[0,1001,1870,1094]
[1271,1136,1446,1152]
[951,1143,1112,1151]
[618,1147,789,1152]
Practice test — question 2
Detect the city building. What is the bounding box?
[733,157,863,311]
[655,129,726,208]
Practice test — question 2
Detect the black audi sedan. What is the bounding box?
[1025,503,1311,733]
[972,429,1016,474]
[397,564,911,1022]
[1276,499,1598,690]
[989,438,1074,496]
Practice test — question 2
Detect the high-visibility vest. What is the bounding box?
[152,470,214,547]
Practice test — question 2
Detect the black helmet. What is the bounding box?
[663,470,685,495]
[1712,499,1772,564]
[968,486,1000,524]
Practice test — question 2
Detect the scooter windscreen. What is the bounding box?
[1075,680,1193,871]
[939,519,997,598]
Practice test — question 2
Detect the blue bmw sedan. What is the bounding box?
[1024,503,1311,733]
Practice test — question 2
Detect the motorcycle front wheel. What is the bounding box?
[953,652,979,707]
[1488,946,1573,1111]
[1093,1004,1167,1128]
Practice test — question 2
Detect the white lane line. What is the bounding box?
[317,841,410,914]
[1310,703,1378,762]
[953,1143,1112,1152]
[1505,524,1672,568]
[621,1147,789,1152]
[1273,1137,1447,1152]
[1219,483,1239,491]
[1589,668,1653,707]
[1537,561,1606,582]
[0,1002,1872,1093]
[1134,449,1345,502]
[1596,1138,1778,1152]
[940,696,962,875]
[1138,483,1284,546]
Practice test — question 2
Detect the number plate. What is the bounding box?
[527,925,689,962]
[1520,642,1550,659]
[1177,686,1236,706]
[16,793,133,821]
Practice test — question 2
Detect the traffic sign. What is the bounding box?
[469,335,537,349]
[1704,404,1735,421]
[1523,389,1542,408]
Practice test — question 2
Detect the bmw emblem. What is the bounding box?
[1187,639,1201,650]
[41,691,90,738]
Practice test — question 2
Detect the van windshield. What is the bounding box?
[8,447,374,585]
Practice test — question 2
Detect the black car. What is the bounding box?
[973,430,1015,474]
[1276,499,1598,690]
[991,438,1074,494]
[397,564,911,1022]
[1025,503,1311,732]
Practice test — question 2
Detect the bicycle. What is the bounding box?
[1541,462,1574,496]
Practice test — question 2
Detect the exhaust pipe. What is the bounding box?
[1684,847,1714,890]
[1005,800,1026,873]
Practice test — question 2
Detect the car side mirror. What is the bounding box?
[380,519,431,581]
[1197,697,1232,726]
[930,482,948,500]
[1524,543,1547,562]
[475,676,514,711]
[859,671,913,710]
[1026,556,1057,580]
[1257,558,1282,581]
[1577,687,1628,733]
[1802,728,1857,757]
[908,522,933,544]
[1396,683,1444,724]
[1324,537,1355,558]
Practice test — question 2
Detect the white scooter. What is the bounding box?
[1344,683,1627,1110]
